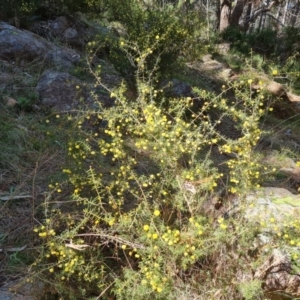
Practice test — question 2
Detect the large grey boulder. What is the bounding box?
[0,23,80,69]
[36,70,117,111]
[36,70,92,111]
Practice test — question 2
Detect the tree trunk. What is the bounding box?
[220,0,232,31]
[239,1,277,31]
[282,0,289,25]
[230,0,248,27]
[290,0,300,27]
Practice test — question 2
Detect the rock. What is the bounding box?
[266,81,286,97]
[264,153,297,169]
[63,27,78,40]
[3,96,18,107]
[0,280,47,300]
[220,68,233,79]
[0,22,80,69]
[0,291,34,300]
[161,79,193,97]
[29,15,111,50]
[253,78,300,109]
[45,48,80,69]
[36,70,92,111]
[255,249,300,298]
[279,167,300,181]
[202,60,224,71]
[201,54,213,62]
[28,17,69,41]
[48,16,69,37]
[36,70,117,111]
[287,92,300,102]
[245,187,300,224]
[216,43,230,55]
[263,152,300,180]
[232,188,300,298]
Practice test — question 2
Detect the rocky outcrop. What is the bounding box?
[255,249,300,299]
[241,187,300,299]
[0,23,80,69]
[29,16,84,49]
[28,14,112,50]
[0,20,123,111]
[245,187,300,223]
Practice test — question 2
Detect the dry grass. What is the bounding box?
[0,100,69,285]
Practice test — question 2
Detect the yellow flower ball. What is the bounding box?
[154,210,160,216]
[220,223,227,229]
[152,233,158,239]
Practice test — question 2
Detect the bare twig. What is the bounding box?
[75,233,146,250]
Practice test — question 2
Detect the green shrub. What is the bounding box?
[0,0,37,20]
[221,27,278,58]
[17,92,38,111]
[0,0,89,21]
[90,0,203,88]
[238,279,263,300]
[279,26,300,57]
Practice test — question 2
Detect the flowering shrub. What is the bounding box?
[29,27,300,300]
